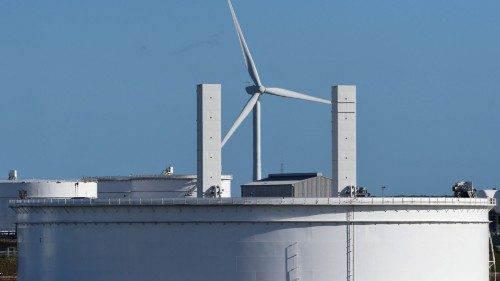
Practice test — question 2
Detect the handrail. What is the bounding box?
[8,197,496,207]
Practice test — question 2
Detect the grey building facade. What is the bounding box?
[241,173,334,197]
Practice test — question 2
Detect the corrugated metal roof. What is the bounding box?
[242,173,325,186]
[242,180,299,186]
[262,173,322,181]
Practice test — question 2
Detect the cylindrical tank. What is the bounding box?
[477,189,500,213]
[11,197,494,281]
[0,180,97,230]
[89,174,232,199]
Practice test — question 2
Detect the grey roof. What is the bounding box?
[242,173,325,187]
[243,180,300,186]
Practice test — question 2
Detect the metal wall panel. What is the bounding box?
[242,176,333,198]
[293,177,332,197]
[241,185,293,197]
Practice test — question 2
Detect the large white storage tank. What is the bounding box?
[11,197,494,281]
[87,174,232,198]
[0,179,97,230]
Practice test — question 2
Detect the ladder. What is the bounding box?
[346,206,355,281]
[490,234,496,281]
[286,242,300,281]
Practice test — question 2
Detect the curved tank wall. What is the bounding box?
[87,175,232,198]
[12,197,494,281]
[0,180,97,230]
[477,189,500,213]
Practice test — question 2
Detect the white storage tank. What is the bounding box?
[11,197,494,281]
[477,189,500,213]
[87,174,232,199]
[0,179,97,230]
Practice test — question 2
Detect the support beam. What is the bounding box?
[197,84,222,197]
[332,85,357,196]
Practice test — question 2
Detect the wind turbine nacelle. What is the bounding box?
[245,85,265,95]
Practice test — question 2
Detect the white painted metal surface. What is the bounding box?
[477,189,500,213]
[0,180,97,230]
[12,197,494,281]
[92,175,232,199]
[332,85,357,195]
[197,84,222,197]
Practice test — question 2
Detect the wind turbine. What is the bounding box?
[223,0,331,181]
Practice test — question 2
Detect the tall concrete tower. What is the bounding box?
[332,85,356,195]
[197,84,222,197]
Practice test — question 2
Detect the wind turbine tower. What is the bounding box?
[222,0,331,181]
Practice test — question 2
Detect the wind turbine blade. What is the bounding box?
[227,0,262,87]
[222,93,261,147]
[265,87,331,104]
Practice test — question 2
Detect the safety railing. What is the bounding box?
[9,196,495,207]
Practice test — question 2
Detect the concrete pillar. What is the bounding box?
[197,84,222,197]
[332,85,356,196]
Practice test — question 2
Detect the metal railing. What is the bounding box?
[9,196,495,207]
[0,248,17,258]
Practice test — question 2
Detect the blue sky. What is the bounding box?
[1,0,499,196]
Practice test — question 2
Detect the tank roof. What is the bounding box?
[0,179,96,184]
[82,174,233,182]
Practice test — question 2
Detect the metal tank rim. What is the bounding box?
[9,196,495,207]
[0,179,97,184]
[14,198,493,281]
[81,174,233,182]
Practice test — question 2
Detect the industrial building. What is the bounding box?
[9,83,496,281]
[6,0,497,279]
[241,172,333,197]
